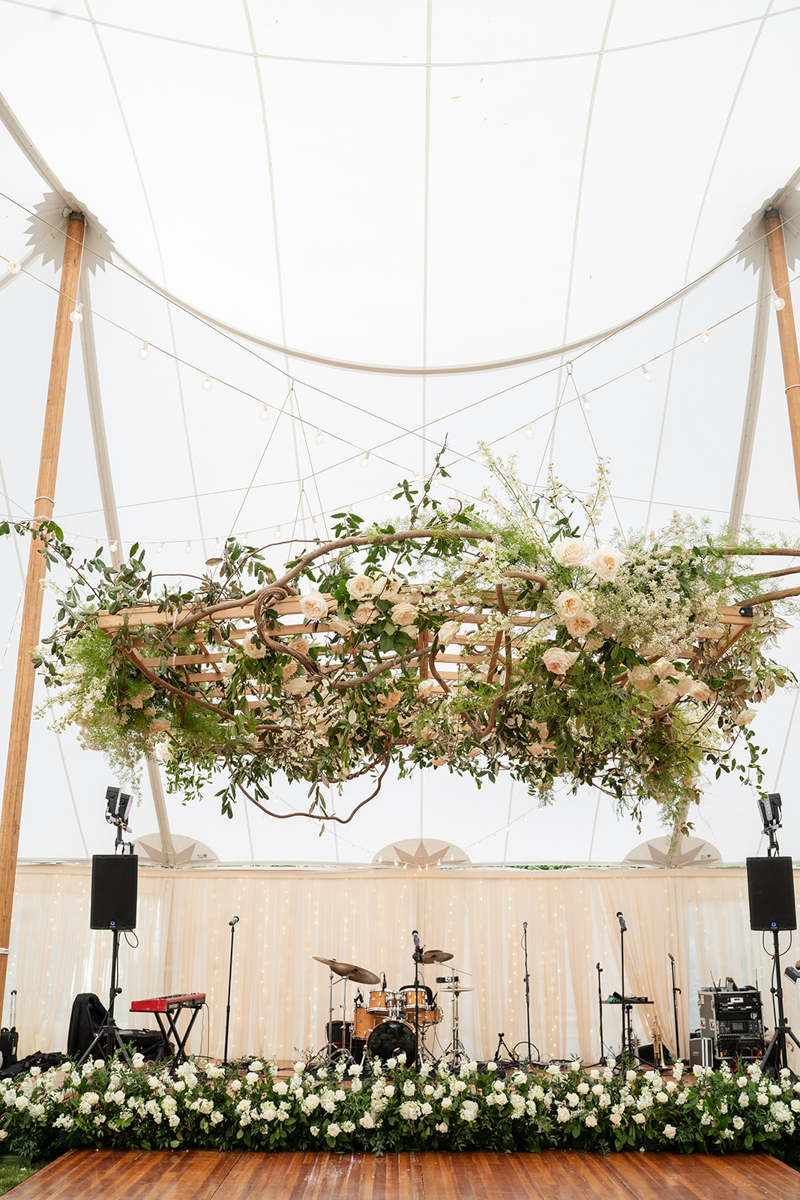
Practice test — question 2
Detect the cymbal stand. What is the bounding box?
[411,934,423,1065]
[522,921,533,1063]
[441,973,468,1070]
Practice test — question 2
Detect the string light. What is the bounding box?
[185,541,192,554]
[384,491,391,502]
[70,535,78,546]
[581,395,592,412]
[476,449,487,465]
[414,471,421,482]
[110,541,118,553]
[315,429,325,444]
[157,543,164,553]
[641,364,652,382]
[137,341,149,359]
[215,537,221,550]
[201,375,213,391]
[773,293,786,311]
[70,303,83,325]
[701,330,709,343]
[259,403,269,420]
[6,261,21,274]
[276,525,281,536]
[361,452,370,468]
[525,423,533,439]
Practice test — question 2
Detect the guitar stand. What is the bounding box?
[493,1031,520,1068]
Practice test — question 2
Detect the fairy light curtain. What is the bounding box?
[8,864,799,1064]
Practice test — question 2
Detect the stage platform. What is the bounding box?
[10,1149,800,1199]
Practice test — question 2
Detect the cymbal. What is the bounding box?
[312,956,380,985]
[420,949,454,964]
[440,986,473,993]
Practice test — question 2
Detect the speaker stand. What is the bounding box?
[761,929,800,1078]
[77,929,132,1067]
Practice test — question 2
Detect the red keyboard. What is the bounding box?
[131,992,205,1013]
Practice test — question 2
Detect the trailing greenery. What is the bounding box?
[3,452,795,838]
[1,1055,800,1166]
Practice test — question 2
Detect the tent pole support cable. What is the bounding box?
[765,209,800,512]
[0,212,85,1014]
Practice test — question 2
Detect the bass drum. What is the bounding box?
[366,1019,417,1066]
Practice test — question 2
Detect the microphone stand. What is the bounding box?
[617,912,631,1062]
[412,931,423,1066]
[223,916,239,1067]
[668,953,681,1062]
[596,963,605,1065]
[522,921,532,1063]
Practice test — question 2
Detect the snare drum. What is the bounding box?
[353,1007,380,1039]
[367,989,403,1015]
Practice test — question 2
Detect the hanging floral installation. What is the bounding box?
[4,451,796,839]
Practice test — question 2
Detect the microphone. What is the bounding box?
[668,952,674,963]
[229,915,239,927]
[616,911,627,932]
[523,921,527,930]
[596,962,602,971]
[412,930,421,950]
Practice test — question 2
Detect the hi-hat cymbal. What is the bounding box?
[420,949,454,964]
[312,956,380,985]
[440,986,473,993]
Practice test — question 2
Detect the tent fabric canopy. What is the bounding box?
[1,1,800,870]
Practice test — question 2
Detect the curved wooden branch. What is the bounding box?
[233,757,392,824]
[720,547,800,556]
[739,584,800,606]
[118,646,238,723]
[253,592,321,676]
[329,648,427,689]
[500,570,548,591]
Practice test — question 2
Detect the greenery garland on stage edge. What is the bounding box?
[1,1055,799,1166]
[3,452,796,837]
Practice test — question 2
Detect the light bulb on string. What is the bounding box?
[315,429,325,445]
[137,341,149,360]
[641,365,652,382]
[701,330,709,344]
[582,395,592,412]
[414,471,421,482]
[312,518,319,531]
[201,375,213,391]
[70,303,83,325]
[110,541,118,553]
[215,537,221,551]
[157,543,164,554]
[476,449,487,465]
[259,404,269,420]
[773,293,786,311]
[361,452,370,468]
[7,261,21,275]
[70,535,78,546]
[276,525,281,536]
[431,475,441,488]
[384,491,391,502]
[185,541,192,554]
[525,423,533,439]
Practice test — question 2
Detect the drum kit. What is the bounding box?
[313,942,473,1067]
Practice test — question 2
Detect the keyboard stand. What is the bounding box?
[149,999,204,1071]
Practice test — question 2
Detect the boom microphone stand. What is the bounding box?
[522,921,533,1063]
[617,911,632,1060]
[668,953,681,1061]
[596,963,606,1065]
[411,930,423,1064]
[223,916,239,1067]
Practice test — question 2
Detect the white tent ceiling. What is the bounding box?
[2,0,800,867]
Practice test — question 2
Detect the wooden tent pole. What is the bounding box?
[764,209,800,510]
[0,213,85,1010]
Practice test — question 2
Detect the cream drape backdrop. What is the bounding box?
[6,865,799,1065]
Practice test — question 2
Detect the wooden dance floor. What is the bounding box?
[11,1148,800,1198]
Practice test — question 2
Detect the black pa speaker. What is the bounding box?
[90,854,138,931]
[746,856,796,931]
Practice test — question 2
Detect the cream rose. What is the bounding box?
[299,591,327,622]
[673,674,694,696]
[377,689,403,709]
[291,637,310,656]
[589,544,626,582]
[328,616,352,636]
[346,574,375,600]
[688,679,714,703]
[437,620,461,644]
[541,647,580,675]
[401,625,418,639]
[629,665,655,691]
[352,602,376,625]
[374,577,402,598]
[284,677,314,697]
[417,679,437,698]
[242,632,267,659]
[150,716,171,732]
[391,602,418,627]
[552,539,588,568]
[554,590,585,620]
[734,708,757,726]
[652,681,679,706]
[565,612,597,639]
[281,662,298,680]
[652,658,675,679]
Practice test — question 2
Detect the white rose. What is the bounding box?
[554,591,585,620]
[652,681,679,706]
[352,602,376,625]
[565,612,597,639]
[688,679,714,703]
[418,679,437,698]
[629,665,655,691]
[328,616,351,637]
[242,632,266,659]
[541,647,580,675]
[437,620,461,644]
[283,676,314,696]
[552,539,588,568]
[391,602,418,627]
[346,574,375,600]
[300,591,328,622]
[590,544,626,581]
[664,1124,676,1139]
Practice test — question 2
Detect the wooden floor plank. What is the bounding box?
[8,1149,800,1199]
